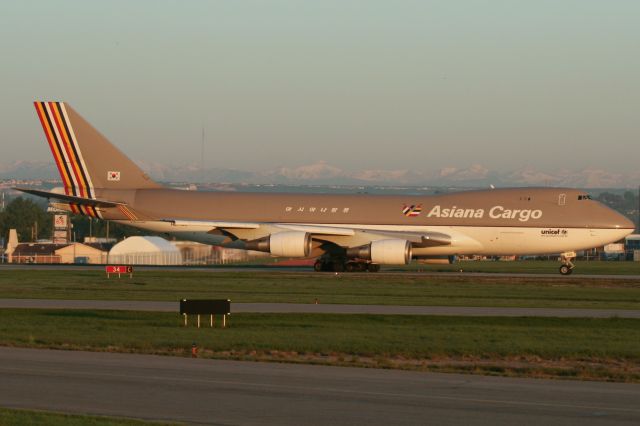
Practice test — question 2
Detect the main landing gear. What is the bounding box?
[559,251,576,275]
[313,258,380,273]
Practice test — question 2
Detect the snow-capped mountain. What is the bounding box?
[1,160,637,188]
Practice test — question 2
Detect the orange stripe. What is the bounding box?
[118,205,136,221]
[35,102,73,194]
[89,206,99,218]
[76,205,94,217]
[124,207,135,220]
[127,206,138,220]
[117,206,126,219]
[40,102,73,193]
[84,205,96,217]
[60,103,94,199]
[49,102,88,198]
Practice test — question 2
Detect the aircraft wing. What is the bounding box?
[277,224,451,246]
[169,219,261,229]
[275,224,356,236]
[164,219,451,247]
[356,230,452,246]
[165,220,354,234]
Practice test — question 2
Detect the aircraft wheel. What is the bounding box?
[559,265,573,275]
[367,263,380,273]
[332,261,345,273]
[314,260,324,272]
[345,262,356,272]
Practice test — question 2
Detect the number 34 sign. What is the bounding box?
[105,265,133,278]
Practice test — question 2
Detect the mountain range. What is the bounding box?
[1,160,638,188]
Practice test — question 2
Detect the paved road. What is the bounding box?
[1,263,639,280]
[1,298,639,318]
[0,347,638,425]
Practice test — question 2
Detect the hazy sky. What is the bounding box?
[1,0,638,173]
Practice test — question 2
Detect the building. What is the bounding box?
[8,242,110,264]
[55,243,111,264]
[108,236,183,265]
[625,234,640,261]
[625,234,640,251]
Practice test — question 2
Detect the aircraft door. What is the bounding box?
[558,193,566,206]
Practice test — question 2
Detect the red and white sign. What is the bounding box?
[54,214,68,228]
[107,171,121,181]
[105,265,133,277]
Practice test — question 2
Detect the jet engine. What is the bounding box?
[245,231,312,257]
[346,239,412,265]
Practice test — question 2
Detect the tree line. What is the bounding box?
[595,191,639,229]
[0,197,149,245]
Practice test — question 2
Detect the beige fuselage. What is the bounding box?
[91,186,634,256]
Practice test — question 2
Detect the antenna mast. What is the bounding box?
[201,126,205,184]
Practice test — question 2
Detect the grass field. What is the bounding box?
[1,269,639,309]
[399,259,640,275]
[0,407,179,425]
[1,308,639,382]
[1,266,639,382]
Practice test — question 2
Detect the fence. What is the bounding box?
[1,248,271,266]
[2,249,640,265]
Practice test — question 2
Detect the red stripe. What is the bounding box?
[34,102,72,196]
[57,103,93,199]
[48,102,87,198]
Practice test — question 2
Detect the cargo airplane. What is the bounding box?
[18,102,635,274]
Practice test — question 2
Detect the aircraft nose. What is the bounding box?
[614,210,636,231]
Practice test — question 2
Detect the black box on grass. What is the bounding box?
[180,299,231,315]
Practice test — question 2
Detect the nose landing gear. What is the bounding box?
[559,252,576,275]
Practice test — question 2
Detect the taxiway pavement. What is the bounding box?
[0,347,638,425]
[1,298,639,318]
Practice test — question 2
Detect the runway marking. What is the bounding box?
[2,365,639,415]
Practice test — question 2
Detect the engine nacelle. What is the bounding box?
[245,231,312,257]
[346,239,412,265]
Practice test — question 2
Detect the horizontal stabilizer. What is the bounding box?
[14,188,123,208]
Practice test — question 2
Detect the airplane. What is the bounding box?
[17,101,635,274]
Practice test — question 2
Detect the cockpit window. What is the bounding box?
[578,195,592,200]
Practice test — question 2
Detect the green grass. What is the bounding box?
[1,269,640,309]
[1,308,638,361]
[0,407,179,425]
[2,308,639,381]
[398,259,640,274]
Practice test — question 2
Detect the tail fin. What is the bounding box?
[33,101,161,197]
